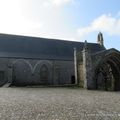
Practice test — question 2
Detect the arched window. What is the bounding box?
[40,64,48,81]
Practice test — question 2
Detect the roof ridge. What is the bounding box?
[0,33,99,45]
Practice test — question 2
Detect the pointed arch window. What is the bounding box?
[40,64,48,81]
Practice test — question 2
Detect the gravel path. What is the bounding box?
[0,87,120,120]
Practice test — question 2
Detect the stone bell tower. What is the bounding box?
[97,32,104,46]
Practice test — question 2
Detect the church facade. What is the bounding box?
[0,33,120,90]
[77,33,120,91]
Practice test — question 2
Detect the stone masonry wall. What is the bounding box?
[0,58,74,86]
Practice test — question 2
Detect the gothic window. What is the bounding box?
[40,64,48,81]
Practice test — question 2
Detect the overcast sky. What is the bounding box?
[0,0,120,50]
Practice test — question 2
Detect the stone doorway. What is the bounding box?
[95,56,120,91]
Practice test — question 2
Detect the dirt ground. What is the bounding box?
[0,87,120,120]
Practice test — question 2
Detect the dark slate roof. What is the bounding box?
[0,33,105,60]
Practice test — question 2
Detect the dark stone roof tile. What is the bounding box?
[0,33,105,60]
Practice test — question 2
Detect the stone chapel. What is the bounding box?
[0,32,119,90]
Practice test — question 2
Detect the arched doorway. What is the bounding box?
[95,52,120,91]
